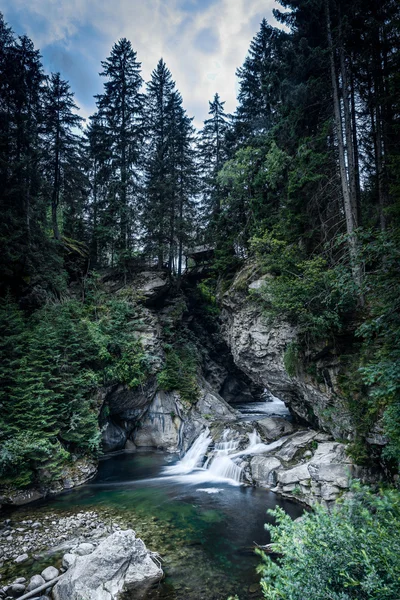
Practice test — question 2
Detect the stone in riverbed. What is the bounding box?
[14,554,28,564]
[41,566,59,581]
[256,417,294,441]
[52,530,162,600]
[250,456,282,486]
[26,575,45,591]
[62,554,76,570]
[11,583,26,595]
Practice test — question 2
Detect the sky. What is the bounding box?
[1,0,279,129]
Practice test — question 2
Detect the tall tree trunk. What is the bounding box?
[326,0,361,289]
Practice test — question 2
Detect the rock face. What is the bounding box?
[132,380,236,453]
[52,530,162,600]
[220,267,354,440]
[242,428,368,506]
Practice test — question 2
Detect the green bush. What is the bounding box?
[251,232,357,343]
[257,483,400,600]
[157,346,200,405]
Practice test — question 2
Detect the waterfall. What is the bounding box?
[208,455,242,483]
[214,429,239,454]
[165,428,212,475]
[164,426,281,486]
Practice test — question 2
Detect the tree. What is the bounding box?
[142,59,176,268]
[95,38,144,259]
[235,19,282,138]
[143,61,198,275]
[43,72,83,241]
[198,93,230,225]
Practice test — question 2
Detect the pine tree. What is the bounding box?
[143,61,198,275]
[198,93,230,224]
[95,38,144,260]
[236,19,282,138]
[142,59,176,268]
[43,72,83,241]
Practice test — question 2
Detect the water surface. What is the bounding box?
[43,450,303,600]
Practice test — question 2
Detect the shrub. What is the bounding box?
[257,483,400,600]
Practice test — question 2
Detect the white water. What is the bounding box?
[164,428,212,475]
[164,426,278,486]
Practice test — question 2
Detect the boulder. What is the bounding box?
[277,464,310,486]
[52,530,162,600]
[14,554,29,564]
[75,543,95,556]
[251,456,282,486]
[275,430,318,462]
[41,566,59,581]
[256,417,294,441]
[62,553,76,570]
[26,575,45,592]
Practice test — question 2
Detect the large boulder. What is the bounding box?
[52,530,162,600]
[256,417,294,441]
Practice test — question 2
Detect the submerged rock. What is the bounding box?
[52,530,162,600]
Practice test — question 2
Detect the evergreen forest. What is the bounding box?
[1,1,400,597]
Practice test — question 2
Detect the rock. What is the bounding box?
[124,439,136,451]
[195,381,237,421]
[220,268,355,440]
[10,583,25,596]
[41,566,59,581]
[26,575,45,592]
[251,456,282,486]
[277,464,310,486]
[133,391,183,451]
[256,417,294,441]
[13,579,26,585]
[275,430,318,462]
[133,271,170,305]
[62,554,76,570]
[52,530,162,600]
[14,554,28,564]
[75,543,95,556]
[101,421,128,453]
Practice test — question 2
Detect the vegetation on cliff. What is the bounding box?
[0,0,400,490]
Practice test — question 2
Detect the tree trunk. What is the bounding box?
[326,0,361,289]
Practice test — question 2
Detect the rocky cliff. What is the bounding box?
[220,265,357,441]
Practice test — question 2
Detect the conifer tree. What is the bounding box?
[236,19,281,138]
[142,59,175,268]
[43,72,83,241]
[95,38,144,259]
[198,93,229,222]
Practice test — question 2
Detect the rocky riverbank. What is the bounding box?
[0,510,162,600]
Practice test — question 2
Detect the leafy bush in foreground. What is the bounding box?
[257,483,400,600]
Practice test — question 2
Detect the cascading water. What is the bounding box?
[214,428,240,454]
[164,427,277,486]
[165,428,212,475]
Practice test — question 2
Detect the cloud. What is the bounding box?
[2,0,279,128]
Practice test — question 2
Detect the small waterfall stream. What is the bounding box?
[164,426,276,485]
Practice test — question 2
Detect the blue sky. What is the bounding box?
[2,0,278,128]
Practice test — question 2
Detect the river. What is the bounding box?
[2,400,303,599]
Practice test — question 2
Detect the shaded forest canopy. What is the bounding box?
[0,0,400,487]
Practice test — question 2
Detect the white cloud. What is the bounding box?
[5,0,279,128]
